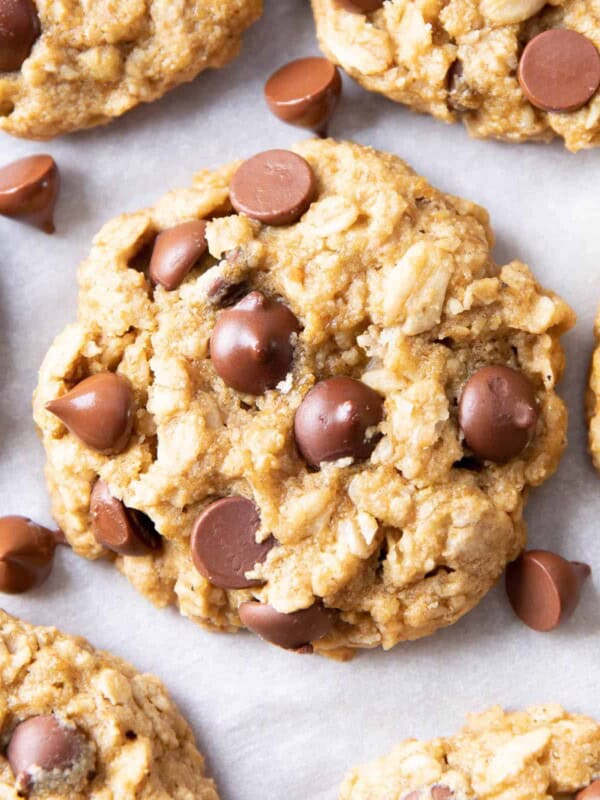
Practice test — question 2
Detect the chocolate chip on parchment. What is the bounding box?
[0,516,61,593]
[46,373,134,455]
[0,154,59,233]
[191,496,275,589]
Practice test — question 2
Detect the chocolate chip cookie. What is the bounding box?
[0,610,219,798]
[34,139,574,660]
[0,0,262,139]
[341,705,600,799]
[311,0,600,152]
[587,310,600,471]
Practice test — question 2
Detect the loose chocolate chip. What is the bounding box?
[149,220,208,291]
[190,496,275,589]
[7,716,86,793]
[230,149,316,226]
[0,154,59,233]
[46,373,134,455]
[506,549,591,632]
[210,291,300,395]
[294,376,384,468]
[0,0,40,72]
[0,516,59,593]
[90,480,161,556]
[265,57,342,136]
[337,0,384,10]
[518,29,600,112]
[458,365,538,463]
[577,780,600,799]
[238,601,334,650]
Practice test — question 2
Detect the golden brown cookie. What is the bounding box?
[34,139,574,660]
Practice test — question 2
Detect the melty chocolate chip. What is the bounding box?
[46,373,134,455]
[506,549,591,632]
[265,57,342,137]
[577,780,600,799]
[149,220,208,291]
[518,29,600,112]
[191,496,275,589]
[7,716,87,794]
[294,376,384,468]
[210,291,300,395]
[238,601,333,650]
[90,480,161,556]
[337,0,384,10]
[404,788,454,800]
[0,0,40,72]
[230,149,317,226]
[0,154,59,233]
[0,516,61,593]
[458,365,538,463]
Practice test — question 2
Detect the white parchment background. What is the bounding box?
[1,1,600,798]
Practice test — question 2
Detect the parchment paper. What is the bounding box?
[1,2,599,797]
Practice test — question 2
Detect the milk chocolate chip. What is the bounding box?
[0,0,40,72]
[518,29,600,112]
[238,601,333,650]
[191,496,275,589]
[149,220,208,291]
[265,57,342,136]
[0,154,59,233]
[577,780,600,799]
[0,516,61,593]
[90,480,161,556]
[458,366,538,463]
[294,377,384,467]
[7,716,87,794]
[230,149,316,226]
[210,291,300,395]
[506,549,591,631]
[46,373,134,455]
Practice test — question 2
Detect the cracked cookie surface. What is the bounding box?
[340,705,600,799]
[0,610,218,798]
[34,139,574,660]
[311,0,600,152]
[0,0,262,139]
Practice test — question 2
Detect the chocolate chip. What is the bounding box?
[506,550,591,632]
[149,220,208,291]
[403,789,454,800]
[46,373,134,455]
[518,29,600,112]
[207,278,248,308]
[0,516,60,593]
[337,0,384,10]
[7,716,86,794]
[238,602,334,650]
[210,291,300,395]
[190,496,275,589]
[458,365,538,463]
[294,376,384,468]
[90,480,161,556]
[577,780,600,799]
[265,57,342,137]
[0,0,40,72]
[230,149,316,226]
[0,154,59,233]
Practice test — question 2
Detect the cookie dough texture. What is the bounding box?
[586,308,600,470]
[340,705,600,799]
[34,139,574,660]
[0,0,262,139]
[0,609,218,799]
[311,0,600,152]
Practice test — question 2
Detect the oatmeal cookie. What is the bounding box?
[311,0,600,152]
[586,308,600,470]
[0,609,218,798]
[340,705,600,799]
[34,139,574,659]
[0,0,262,139]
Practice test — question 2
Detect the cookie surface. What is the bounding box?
[340,705,600,799]
[0,609,218,798]
[311,0,600,152]
[586,308,600,470]
[34,138,574,660]
[0,0,262,139]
